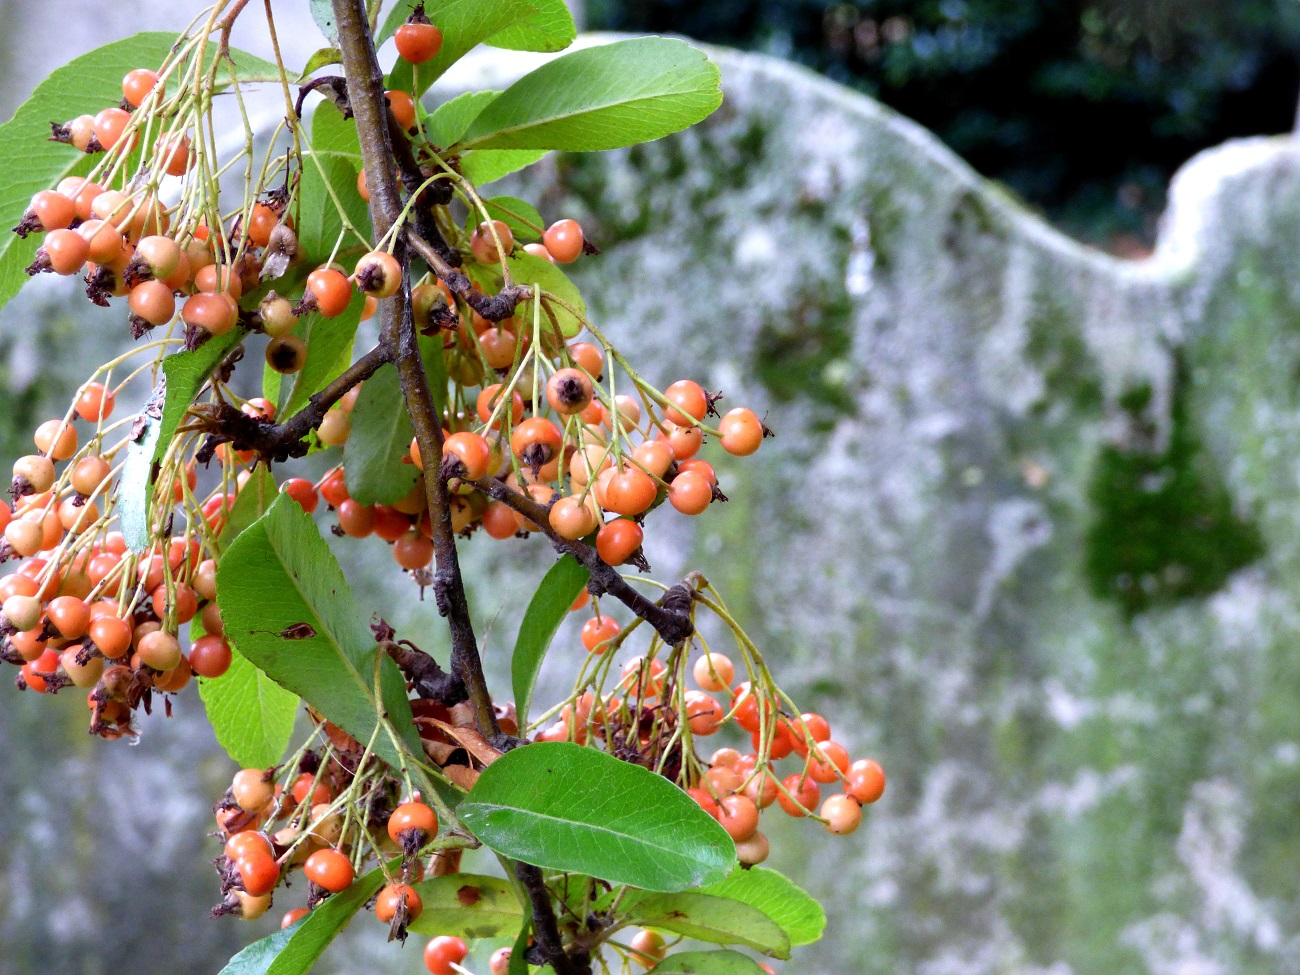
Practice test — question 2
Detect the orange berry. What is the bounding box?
[375,883,422,923]
[246,203,280,248]
[190,634,233,678]
[686,691,724,736]
[845,758,886,804]
[717,794,759,841]
[236,852,280,897]
[46,596,90,639]
[550,496,598,540]
[424,936,468,975]
[195,262,243,297]
[88,615,132,660]
[668,469,712,515]
[821,794,863,835]
[470,220,514,264]
[481,501,518,539]
[43,228,89,275]
[595,518,643,565]
[631,439,675,479]
[543,219,585,263]
[393,530,434,570]
[34,419,77,460]
[777,774,820,817]
[476,384,524,428]
[182,292,239,335]
[568,341,604,378]
[692,652,734,692]
[128,279,176,326]
[664,380,708,426]
[307,267,353,317]
[387,801,438,844]
[580,615,620,654]
[719,407,764,456]
[443,431,492,479]
[807,741,850,784]
[29,190,75,230]
[93,107,134,151]
[546,368,594,415]
[303,848,354,893]
[137,630,182,671]
[603,465,657,516]
[337,499,375,538]
[282,907,310,929]
[629,930,666,968]
[121,68,159,107]
[155,132,190,176]
[385,90,417,130]
[354,250,402,298]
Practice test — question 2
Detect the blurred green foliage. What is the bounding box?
[588,0,1300,244]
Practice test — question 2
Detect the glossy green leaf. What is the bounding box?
[627,893,790,958]
[427,91,498,147]
[0,33,274,315]
[484,0,575,52]
[283,290,366,418]
[457,38,722,152]
[341,363,418,505]
[459,742,736,891]
[383,0,540,96]
[512,556,588,722]
[120,330,244,552]
[216,493,422,774]
[477,196,543,241]
[216,862,388,975]
[309,0,338,43]
[647,951,766,975]
[506,252,586,339]
[300,46,343,79]
[695,867,825,947]
[407,874,525,939]
[459,149,549,186]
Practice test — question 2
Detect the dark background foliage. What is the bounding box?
[587,0,1300,248]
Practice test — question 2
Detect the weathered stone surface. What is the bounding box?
[3,34,1300,975]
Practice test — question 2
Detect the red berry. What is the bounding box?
[307,267,353,318]
[424,936,468,975]
[395,22,444,64]
[543,219,585,263]
[303,848,354,893]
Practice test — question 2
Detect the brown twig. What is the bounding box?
[472,478,696,646]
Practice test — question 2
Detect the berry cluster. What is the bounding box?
[0,6,884,973]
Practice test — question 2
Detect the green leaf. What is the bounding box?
[283,290,365,418]
[299,152,371,265]
[216,862,388,975]
[157,330,246,464]
[506,252,586,339]
[695,867,825,947]
[342,363,419,505]
[119,330,245,552]
[309,100,361,158]
[218,466,278,549]
[0,33,275,316]
[484,0,576,52]
[627,893,790,958]
[459,742,736,891]
[459,149,549,186]
[456,38,722,153]
[198,646,299,770]
[299,46,343,79]
[216,494,422,774]
[647,951,766,975]
[478,196,543,241]
[508,920,532,975]
[407,874,525,939]
[309,0,338,43]
[512,556,588,723]
[427,91,498,147]
[384,0,540,97]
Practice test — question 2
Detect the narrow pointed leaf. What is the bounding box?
[512,556,588,722]
[459,742,736,891]
[216,494,421,773]
[626,893,791,958]
[308,0,338,43]
[457,38,722,152]
[407,874,525,939]
[647,951,766,975]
